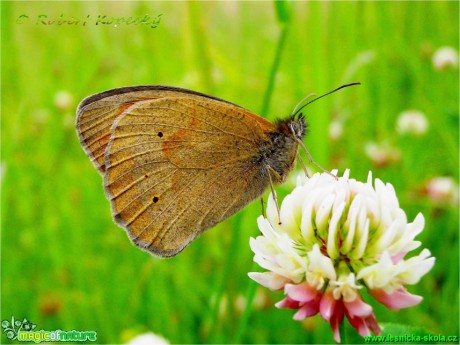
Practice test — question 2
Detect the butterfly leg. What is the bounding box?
[296,139,338,180]
[297,151,310,178]
[267,167,282,225]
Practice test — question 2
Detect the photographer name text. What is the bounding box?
[16,13,163,29]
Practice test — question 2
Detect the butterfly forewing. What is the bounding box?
[76,86,249,174]
[77,86,277,257]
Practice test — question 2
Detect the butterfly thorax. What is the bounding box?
[261,116,306,184]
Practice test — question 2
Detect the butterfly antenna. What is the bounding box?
[291,93,316,117]
[292,82,361,118]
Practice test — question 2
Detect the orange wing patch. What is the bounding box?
[162,109,200,162]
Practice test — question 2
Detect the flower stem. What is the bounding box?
[339,320,347,343]
[232,264,258,343]
[207,214,243,342]
[260,22,289,116]
[187,2,213,92]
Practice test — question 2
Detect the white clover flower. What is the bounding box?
[249,170,435,342]
[432,46,458,71]
[328,119,343,141]
[54,90,74,111]
[365,142,401,167]
[127,332,169,345]
[424,176,459,206]
[396,110,429,136]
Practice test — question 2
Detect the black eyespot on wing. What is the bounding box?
[153,196,159,203]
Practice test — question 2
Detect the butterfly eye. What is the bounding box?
[288,120,305,140]
[289,122,298,136]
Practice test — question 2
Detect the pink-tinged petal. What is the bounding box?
[391,251,407,264]
[369,288,422,310]
[330,300,345,343]
[293,307,308,320]
[293,302,319,320]
[348,315,371,337]
[285,282,319,303]
[344,296,373,318]
[346,310,381,337]
[275,297,300,309]
[319,290,336,321]
[366,313,381,335]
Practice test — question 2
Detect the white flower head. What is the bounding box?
[329,119,343,141]
[432,46,459,71]
[425,176,459,206]
[54,90,74,111]
[396,110,429,136]
[249,170,435,341]
[127,332,169,345]
[365,142,401,167]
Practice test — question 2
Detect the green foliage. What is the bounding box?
[1,1,458,344]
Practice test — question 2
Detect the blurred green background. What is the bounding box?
[2,1,458,344]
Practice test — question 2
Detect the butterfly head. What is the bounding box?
[288,114,307,140]
[263,115,307,184]
[275,114,307,141]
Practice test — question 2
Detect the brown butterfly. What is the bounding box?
[76,83,359,257]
